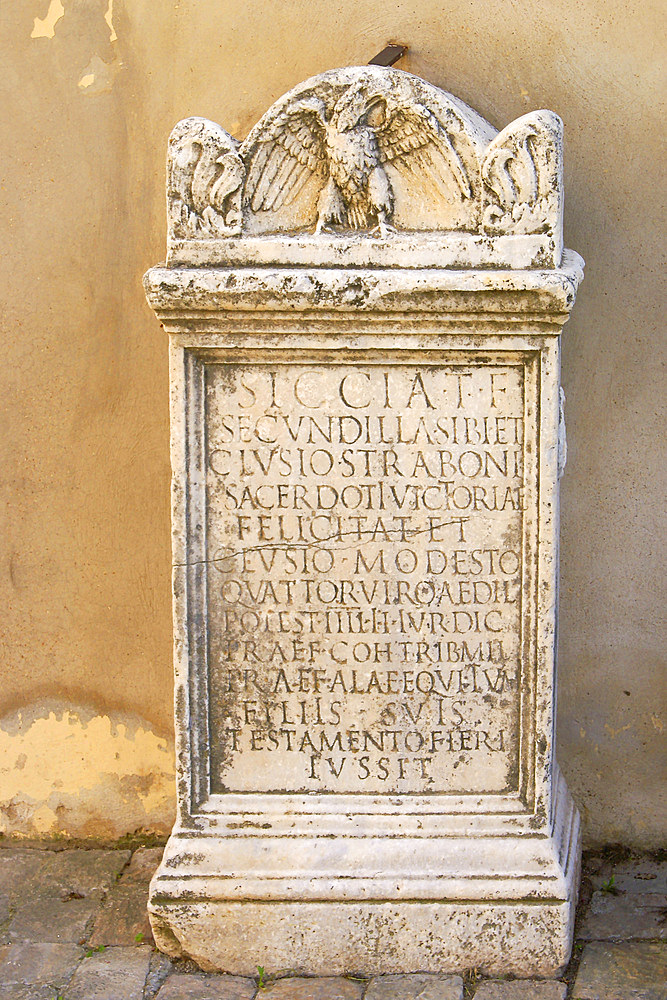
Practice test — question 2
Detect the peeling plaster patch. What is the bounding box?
[0,703,175,839]
[31,0,65,38]
[650,713,663,733]
[77,54,122,95]
[105,0,118,43]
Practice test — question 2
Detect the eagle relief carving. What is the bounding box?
[244,78,476,236]
[165,67,565,268]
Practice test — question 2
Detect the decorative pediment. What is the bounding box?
[165,67,564,268]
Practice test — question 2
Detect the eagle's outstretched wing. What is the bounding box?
[244,99,329,213]
[376,102,472,201]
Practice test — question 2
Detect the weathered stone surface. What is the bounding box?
[572,942,667,999]
[119,847,164,886]
[0,986,64,999]
[591,859,667,895]
[28,849,130,900]
[89,885,153,946]
[143,950,174,999]
[0,852,49,898]
[579,890,667,940]
[261,977,363,999]
[0,942,82,986]
[365,972,463,999]
[202,363,525,797]
[473,981,565,999]
[150,896,579,977]
[145,65,583,977]
[156,972,256,998]
[8,896,99,943]
[6,849,130,946]
[63,945,151,1000]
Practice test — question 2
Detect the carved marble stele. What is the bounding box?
[144,67,584,977]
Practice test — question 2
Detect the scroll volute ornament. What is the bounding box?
[481,110,563,239]
[168,118,244,238]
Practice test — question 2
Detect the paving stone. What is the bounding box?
[582,853,607,877]
[591,859,667,896]
[28,850,131,902]
[0,942,82,986]
[473,981,566,999]
[579,890,667,940]
[143,951,174,999]
[62,945,151,1000]
[0,986,63,999]
[8,896,100,943]
[0,852,49,898]
[119,847,164,886]
[365,974,463,1000]
[261,976,364,1000]
[155,971,256,999]
[88,885,153,946]
[572,942,667,999]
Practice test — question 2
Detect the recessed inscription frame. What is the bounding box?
[180,348,539,814]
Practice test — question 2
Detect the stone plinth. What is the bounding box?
[144,67,583,978]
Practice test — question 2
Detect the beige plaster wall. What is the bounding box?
[0,1,664,846]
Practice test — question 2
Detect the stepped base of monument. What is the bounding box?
[150,898,576,978]
[148,775,581,977]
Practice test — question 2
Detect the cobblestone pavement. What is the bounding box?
[0,844,664,999]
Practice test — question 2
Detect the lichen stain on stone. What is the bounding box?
[31,0,64,39]
[0,702,175,838]
[603,721,632,739]
[227,820,272,830]
[649,713,663,733]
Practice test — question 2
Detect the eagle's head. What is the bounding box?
[332,82,387,133]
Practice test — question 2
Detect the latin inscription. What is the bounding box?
[205,362,528,793]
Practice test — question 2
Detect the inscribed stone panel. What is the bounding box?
[204,359,531,795]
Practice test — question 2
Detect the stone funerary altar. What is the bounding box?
[144,66,584,977]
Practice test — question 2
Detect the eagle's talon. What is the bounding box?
[314,216,340,236]
[371,220,396,239]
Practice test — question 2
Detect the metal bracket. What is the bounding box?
[368,44,407,67]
